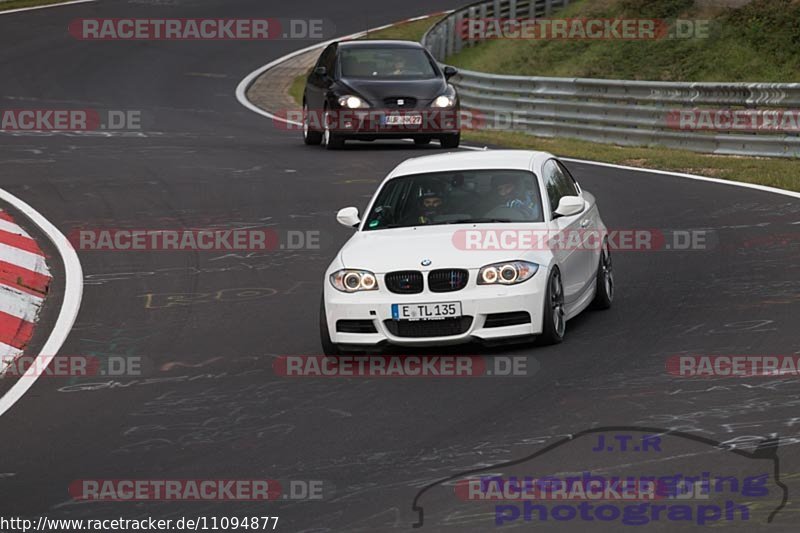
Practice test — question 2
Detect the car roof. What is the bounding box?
[386,150,554,181]
[336,40,426,49]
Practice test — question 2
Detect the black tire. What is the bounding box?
[537,267,566,345]
[440,132,460,149]
[592,239,614,309]
[319,295,341,356]
[303,102,322,146]
[323,109,345,150]
[414,137,431,146]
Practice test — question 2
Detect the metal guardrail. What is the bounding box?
[421,0,800,157]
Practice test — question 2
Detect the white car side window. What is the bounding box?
[544,159,580,216]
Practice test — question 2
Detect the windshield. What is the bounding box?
[339,47,438,79]
[363,170,544,230]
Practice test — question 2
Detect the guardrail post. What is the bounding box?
[454,11,465,54]
[467,6,477,46]
[445,16,455,57]
[428,31,439,61]
[528,0,539,18]
[436,0,800,158]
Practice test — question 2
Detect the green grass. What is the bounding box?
[281,8,800,192]
[450,0,800,189]
[360,15,442,42]
[464,130,800,192]
[448,0,800,82]
[288,72,306,108]
[0,0,78,11]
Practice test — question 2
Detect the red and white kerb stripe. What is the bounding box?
[0,210,51,370]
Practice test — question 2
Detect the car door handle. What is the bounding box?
[580,219,590,228]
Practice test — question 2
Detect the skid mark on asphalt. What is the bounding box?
[184,72,228,78]
[83,259,326,286]
[139,287,278,308]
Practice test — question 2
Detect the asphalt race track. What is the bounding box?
[1,0,799,531]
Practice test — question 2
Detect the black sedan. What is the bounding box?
[302,40,461,150]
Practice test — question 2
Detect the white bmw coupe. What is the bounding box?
[321,150,613,354]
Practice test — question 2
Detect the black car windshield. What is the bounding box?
[339,47,438,79]
[363,170,544,230]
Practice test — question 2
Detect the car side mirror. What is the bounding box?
[336,207,360,228]
[554,196,585,218]
[443,65,458,80]
[313,66,327,77]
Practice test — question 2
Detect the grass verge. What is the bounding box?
[282,9,798,192]
[288,73,306,108]
[360,15,441,42]
[447,0,800,82]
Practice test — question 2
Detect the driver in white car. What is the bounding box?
[490,174,541,219]
[414,185,446,224]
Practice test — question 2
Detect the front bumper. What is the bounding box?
[326,108,460,138]
[324,269,547,347]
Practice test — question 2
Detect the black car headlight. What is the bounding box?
[337,95,369,109]
[478,261,539,285]
[330,269,378,292]
[431,94,456,108]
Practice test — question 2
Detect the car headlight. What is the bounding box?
[431,94,456,108]
[330,269,378,292]
[478,261,539,285]
[338,95,369,109]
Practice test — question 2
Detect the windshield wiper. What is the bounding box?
[368,223,403,229]
[371,218,517,229]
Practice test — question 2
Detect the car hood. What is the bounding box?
[339,225,553,273]
[340,77,447,106]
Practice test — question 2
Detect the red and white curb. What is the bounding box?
[0,189,82,418]
[0,210,51,369]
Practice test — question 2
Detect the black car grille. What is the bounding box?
[383,96,418,109]
[484,312,531,328]
[384,317,473,338]
[385,271,423,294]
[336,319,378,334]
[428,269,469,292]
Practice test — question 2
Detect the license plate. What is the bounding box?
[384,114,422,126]
[391,302,462,321]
